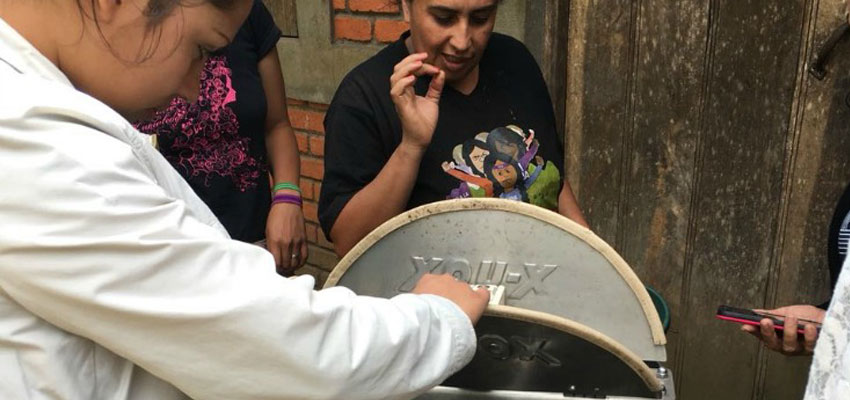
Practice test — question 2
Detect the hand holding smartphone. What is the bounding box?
[721,304,825,356]
[716,305,821,335]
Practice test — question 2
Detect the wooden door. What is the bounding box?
[564,0,850,398]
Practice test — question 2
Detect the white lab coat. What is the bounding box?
[0,17,475,400]
[805,256,850,399]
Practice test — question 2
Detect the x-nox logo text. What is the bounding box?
[399,256,559,300]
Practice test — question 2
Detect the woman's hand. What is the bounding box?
[390,52,445,151]
[412,274,490,325]
[265,202,308,276]
[741,305,825,356]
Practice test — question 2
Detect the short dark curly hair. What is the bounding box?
[483,150,527,200]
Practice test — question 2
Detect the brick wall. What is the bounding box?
[287,2,410,284]
[332,0,409,44]
[286,98,338,284]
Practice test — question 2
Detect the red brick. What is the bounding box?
[304,222,336,260]
[303,201,319,223]
[300,157,324,180]
[313,182,322,201]
[317,228,334,249]
[299,178,316,201]
[309,136,325,157]
[333,0,346,10]
[375,19,408,43]
[334,16,372,42]
[306,222,319,243]
[349,0,399,13]
[294,131,308,153]
[288,108,325,133]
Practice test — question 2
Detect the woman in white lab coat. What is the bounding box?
[0,1,488,399]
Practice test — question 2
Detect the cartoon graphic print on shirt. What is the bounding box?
[443,125,561,209]
[134,55,260,191]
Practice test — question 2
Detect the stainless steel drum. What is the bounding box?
[324,198,673,399]
[433,306,669,399]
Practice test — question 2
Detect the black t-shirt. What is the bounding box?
[135,0,281,242]
[319,32,566,237]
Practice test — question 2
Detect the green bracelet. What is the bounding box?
[273,182,301,193]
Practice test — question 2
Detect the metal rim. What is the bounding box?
[485,304,665,393]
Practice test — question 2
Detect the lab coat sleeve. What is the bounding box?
[0,121,476,400]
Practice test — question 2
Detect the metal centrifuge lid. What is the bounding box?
[324,198,667,362]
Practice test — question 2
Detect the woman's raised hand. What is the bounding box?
[390,53,445,151]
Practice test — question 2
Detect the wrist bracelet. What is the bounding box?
[273,182,301,193]
[272,193,302,207]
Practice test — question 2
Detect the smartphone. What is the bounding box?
[716,305,821,335]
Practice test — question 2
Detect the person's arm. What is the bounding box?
[0,122,487,399]
[329,53,445,257]
[330,143,422,256]
[558,180,589,228]
[740,305,824,355]
[258,45,307,273]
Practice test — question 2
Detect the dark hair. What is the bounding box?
[486,126,525,159]
[143,0,238,24]
[483,151,527,200]
[75,0,238,62]
[461,138,488,175]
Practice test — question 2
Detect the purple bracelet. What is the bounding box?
[272,193,302,207]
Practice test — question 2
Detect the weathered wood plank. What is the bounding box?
[761,0,850,398]
[677,1,807,399]
[525,0,571,140]
[619,0,709,390]
[565,0,635,244]
[565,0,850,398]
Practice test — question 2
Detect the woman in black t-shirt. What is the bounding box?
[320,0,588,256]
[136,0,306,274]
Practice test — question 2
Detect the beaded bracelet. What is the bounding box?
[273,182,301,193]
[272,193,302,207]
